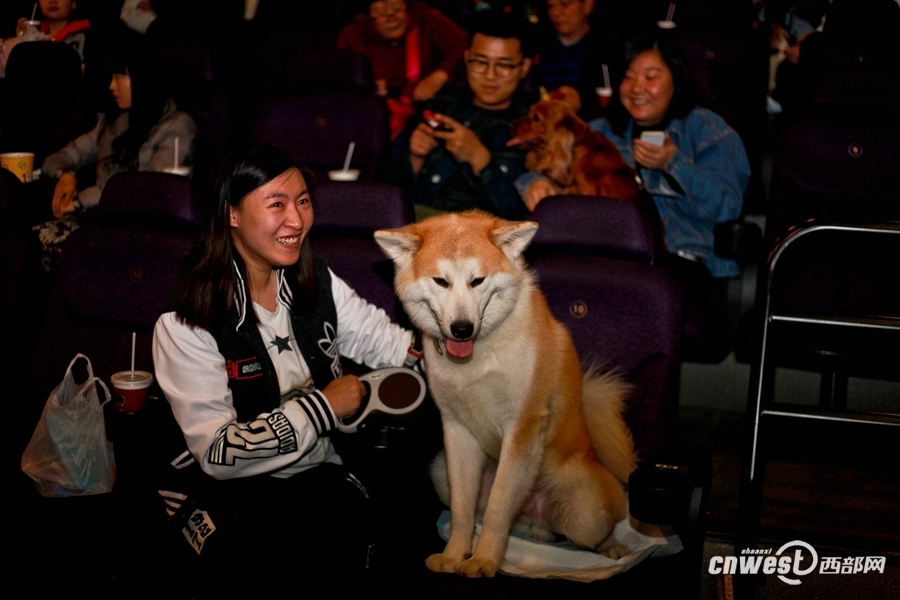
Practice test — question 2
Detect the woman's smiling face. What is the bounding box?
[229,168,313,273]
[619,48,675,127]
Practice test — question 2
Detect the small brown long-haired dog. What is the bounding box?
[509,87,665,250]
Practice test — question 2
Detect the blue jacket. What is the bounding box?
[517,107,749,277]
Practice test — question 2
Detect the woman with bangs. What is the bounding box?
[30,40,195,267]
[152,143,418,591]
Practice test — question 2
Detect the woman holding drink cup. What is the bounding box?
[519,32,750,279]
[518,32,750,352]
[152,143,419,591]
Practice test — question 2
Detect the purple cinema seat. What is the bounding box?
[310,181,414,325]
[528,196,682,459]
[530,253,683,462]
[252,91,390,184]
[529,194,655,263]
[96,171,201,226]
[766,109,900,250]
[2,42,93,164]
[29,173,201,411]
[288,47,374,91]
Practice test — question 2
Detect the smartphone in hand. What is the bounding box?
[423,109,451,132]
[640,131,666,147]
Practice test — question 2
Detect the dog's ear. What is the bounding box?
[374,228,422,268]
[492,220,539,262]
[543,124,575,186]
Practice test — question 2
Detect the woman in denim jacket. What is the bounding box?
[519,33,750,279]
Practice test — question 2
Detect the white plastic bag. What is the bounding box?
[22,354,116,497]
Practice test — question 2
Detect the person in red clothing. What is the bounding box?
[0,0,90,77]
[337,0,467,138]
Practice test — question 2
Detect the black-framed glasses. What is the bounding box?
[467,58,524,79]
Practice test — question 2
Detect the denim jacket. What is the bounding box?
[516,107,749,277]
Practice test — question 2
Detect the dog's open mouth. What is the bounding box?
[445,338,474,358]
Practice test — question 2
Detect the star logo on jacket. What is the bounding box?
[270,335,293,354]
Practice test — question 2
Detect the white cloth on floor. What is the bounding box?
[435,509,682,582]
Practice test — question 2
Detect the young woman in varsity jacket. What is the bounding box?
[152,143,418,592]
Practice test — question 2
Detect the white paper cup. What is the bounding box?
[162,166,191,176]
[328,169,360,182]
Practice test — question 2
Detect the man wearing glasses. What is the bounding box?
[385,12,534,220]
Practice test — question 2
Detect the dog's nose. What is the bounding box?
[450,321,474,340]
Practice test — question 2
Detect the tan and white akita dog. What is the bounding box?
[374,210,636,578]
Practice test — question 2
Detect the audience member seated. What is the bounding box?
[384,11,534,221]
[29,40,195,267]
[519,33,749,354]
[152,143,416,595]
[337,0,467,138]
[0,0,90,77]
[534,0,624,121]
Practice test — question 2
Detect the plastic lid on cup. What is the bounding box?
[111,371,154,389]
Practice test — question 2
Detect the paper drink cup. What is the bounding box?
[111,371,153,413]
[1,152,35,182]
[162,166,190,176]
[328,169,360,182]
[595,87,613,108]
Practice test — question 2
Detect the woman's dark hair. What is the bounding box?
[102,40,172,170]
[174,144,317,330]
[606,32,699,135]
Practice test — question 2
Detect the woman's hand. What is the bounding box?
[633,134,678,171]
[524,178,557,212]
[322,375,366,419]
[52,172,78,219]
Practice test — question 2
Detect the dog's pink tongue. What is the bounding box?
[446,338,473,358]
[506,137,522,148]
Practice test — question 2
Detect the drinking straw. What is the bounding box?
[174,137,179,169]
[130,332,136,378]
[666,3,676,22]
[31,4,37,21]
[602,63,610,90]
[342,142,356,172]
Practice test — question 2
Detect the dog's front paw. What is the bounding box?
[425,553,463,573]
[456,556,499,578]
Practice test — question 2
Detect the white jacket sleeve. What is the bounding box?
[329,269,414,369]
[153,312,339,480]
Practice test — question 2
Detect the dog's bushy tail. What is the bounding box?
[581,367,636,485]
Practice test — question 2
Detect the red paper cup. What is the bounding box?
[111,371,153,413]
[596,87,613,108]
